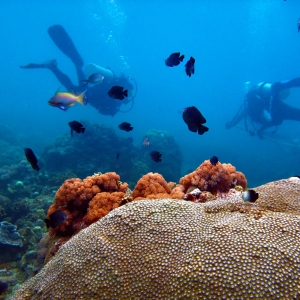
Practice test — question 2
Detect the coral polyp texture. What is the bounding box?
[254,176,300,213]
[132,172,184,200]
[180,160,247,194]
[47,172,128,237]
[11,178,300,299]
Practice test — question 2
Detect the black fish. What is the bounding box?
[108,86,128,100]
[210,156,218,166]
[242,190,259,203]
[0,282,8,295]
[185,56,195,77]
[150,151,162,162]
[182,106,209,135]
[118,122,133,132]
[45,210,67,228]
[117,152,120,160]
[165,52,185,67]
[24,148,40,171]
[68,120,85,137]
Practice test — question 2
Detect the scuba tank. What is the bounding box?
[83,63,115,80]
[253,82,272,98]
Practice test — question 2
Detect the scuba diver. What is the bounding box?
[20,25,136,116]
[226,78,300,138]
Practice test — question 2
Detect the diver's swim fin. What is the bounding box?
[47,25,84,67]
[20,59,57,69]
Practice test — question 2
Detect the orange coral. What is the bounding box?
[46,172,128,238]
[83,191,125,225]
[132,172,184,200]
[170,184,185,199]
[180,160,247,194]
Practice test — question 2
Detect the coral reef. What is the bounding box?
[141,129,183,182]
[0,160,33,196]
[0,222,22,247]
[0,221,23,266]
[0,160,51,200]
[180,160,247,194]
[46,172,129,238]
[0,124,24,168]
[41,123,182,188]
[11,188,300,299]
[45,171,77,188]
[132,172,184,200]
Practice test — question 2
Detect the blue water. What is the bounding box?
[1,0,300,187]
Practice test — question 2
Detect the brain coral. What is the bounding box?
[254,177,300,214]
[11,191,300,299]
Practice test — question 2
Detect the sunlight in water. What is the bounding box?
[88,0,130,69]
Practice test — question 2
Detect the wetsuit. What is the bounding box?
[21,25,134,116]
[226,78,300,136]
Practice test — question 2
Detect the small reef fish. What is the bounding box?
[298,18,300,33]
[118,122,133,132]
[108,86,128,100]
[68,121,85,137]
[45,210,67,228]
[210,156,218,166]
[0,282,8,295]
[81,73,104,86]
[150,151,162,162]
[185,56,195,77]
[165,52,185,67]
[48,90,86,111]
[242,190,259,203]
[143,136,150,146]
[182,106,209,135]
[24,148,40,171]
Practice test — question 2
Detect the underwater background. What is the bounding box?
[1,0,300,297]
[1,0,300,187]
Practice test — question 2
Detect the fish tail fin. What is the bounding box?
[179,55,184,62]
[198,125,209,135]
[81,128,85,134]
[55,87,61,95]
[76,92,86,105]
[123,90,128,97]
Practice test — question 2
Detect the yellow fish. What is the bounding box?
[48,90,86,111]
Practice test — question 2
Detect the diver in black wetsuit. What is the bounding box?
[226,78,300,138]
[20,25,135,116]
